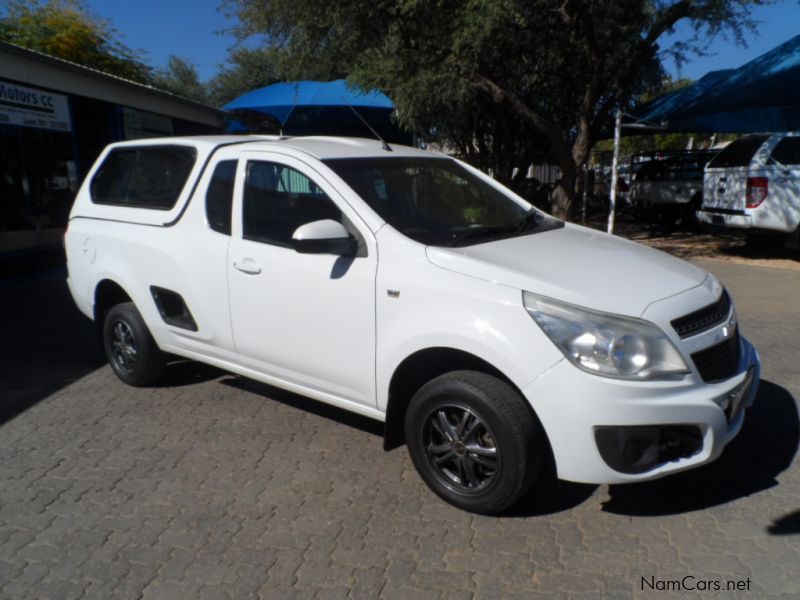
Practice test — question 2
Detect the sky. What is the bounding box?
[85,0,239,81]
[86,0,800,83]
[661,1,800,80]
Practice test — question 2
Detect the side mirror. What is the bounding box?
[291,219,357,256]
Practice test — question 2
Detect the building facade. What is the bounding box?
[0,42,224,278]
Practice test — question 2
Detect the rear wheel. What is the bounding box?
[103,302,165,386]
[405,371,542,514]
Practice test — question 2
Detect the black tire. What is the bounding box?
[404,370,542,514]
[103,302,165,386]
[681,195,702,231]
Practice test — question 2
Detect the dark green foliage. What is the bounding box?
[207,46,282,107]
[0,0,151,83]
[223,0,764,217]
[152,56,209,104]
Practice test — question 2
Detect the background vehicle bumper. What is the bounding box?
[522,335,760,484]
[697,210,752,229]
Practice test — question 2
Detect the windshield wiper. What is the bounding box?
[449,211,543,246]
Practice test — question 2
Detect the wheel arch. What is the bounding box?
[383,347,529,450]
[93,278,133,338]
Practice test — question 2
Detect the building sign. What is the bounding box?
[0,80,72,132]
[122,107,174,139]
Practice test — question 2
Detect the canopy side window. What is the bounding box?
[707,136,769,169]
[770,138,800,166]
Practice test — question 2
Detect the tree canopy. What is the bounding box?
[224,0,765,218]
[0,0,151,82]
[152,56,209,104]
[207,47,282,107]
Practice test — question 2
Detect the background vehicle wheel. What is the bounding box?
[405,370,542,514]
[681,195,702,231]
[745,232,786,252]
[103,302,165,386]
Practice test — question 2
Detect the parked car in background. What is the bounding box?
[630,150,718,227]
[593,166,631,208]
[66,135,760,514]
[698,133,800,247]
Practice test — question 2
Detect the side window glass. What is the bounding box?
[91,146,196,209]
[206,160,236,235]
[770,138,800,166]
[242,161,342,247]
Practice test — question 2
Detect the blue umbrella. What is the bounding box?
[223,79,394,125]
[222,79,412,144]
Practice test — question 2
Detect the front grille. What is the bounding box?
[690,330,740,383]
[671,290,731,339]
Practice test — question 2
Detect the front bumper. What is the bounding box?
[523,335,760,484]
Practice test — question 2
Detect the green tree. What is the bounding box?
[152,56,209,104]
[207,47,282,107]
[224,0,763,219]
[0,0,151,82]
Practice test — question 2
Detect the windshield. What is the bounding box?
[323,156,561,246]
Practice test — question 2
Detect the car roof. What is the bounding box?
[106,135,438,161]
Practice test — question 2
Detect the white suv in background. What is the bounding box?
[66,135,760,514]
[699,132,800,246]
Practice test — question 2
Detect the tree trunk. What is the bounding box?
[551,119,593,221]
[551,159,577,220]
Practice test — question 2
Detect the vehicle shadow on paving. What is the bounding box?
[508,477,600,518]
[159,359,228,387]
[0,273,106,427]
[220,375,385,438]
[600,380,799,519]
[768,510,800,535]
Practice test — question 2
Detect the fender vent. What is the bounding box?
[150,286,198,331]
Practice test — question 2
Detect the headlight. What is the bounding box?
[523,291,689,380]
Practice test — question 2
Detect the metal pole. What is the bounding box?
[607,108,622,234]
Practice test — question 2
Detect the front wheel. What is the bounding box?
[405,371,542,514]
[103,302,165,386]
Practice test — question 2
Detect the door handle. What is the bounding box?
[233,259,262,274]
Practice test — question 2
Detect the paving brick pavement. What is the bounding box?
[0,259,798,599]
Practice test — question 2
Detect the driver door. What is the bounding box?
[227,151,377,408]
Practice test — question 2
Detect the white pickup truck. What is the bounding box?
[699,132,800,247]
[66,135,760,514]
[630,150,717,227]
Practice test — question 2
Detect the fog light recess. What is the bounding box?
[594,425,703,474]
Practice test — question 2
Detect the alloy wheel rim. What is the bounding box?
[423,403,498,493]
[110,320,137,373]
